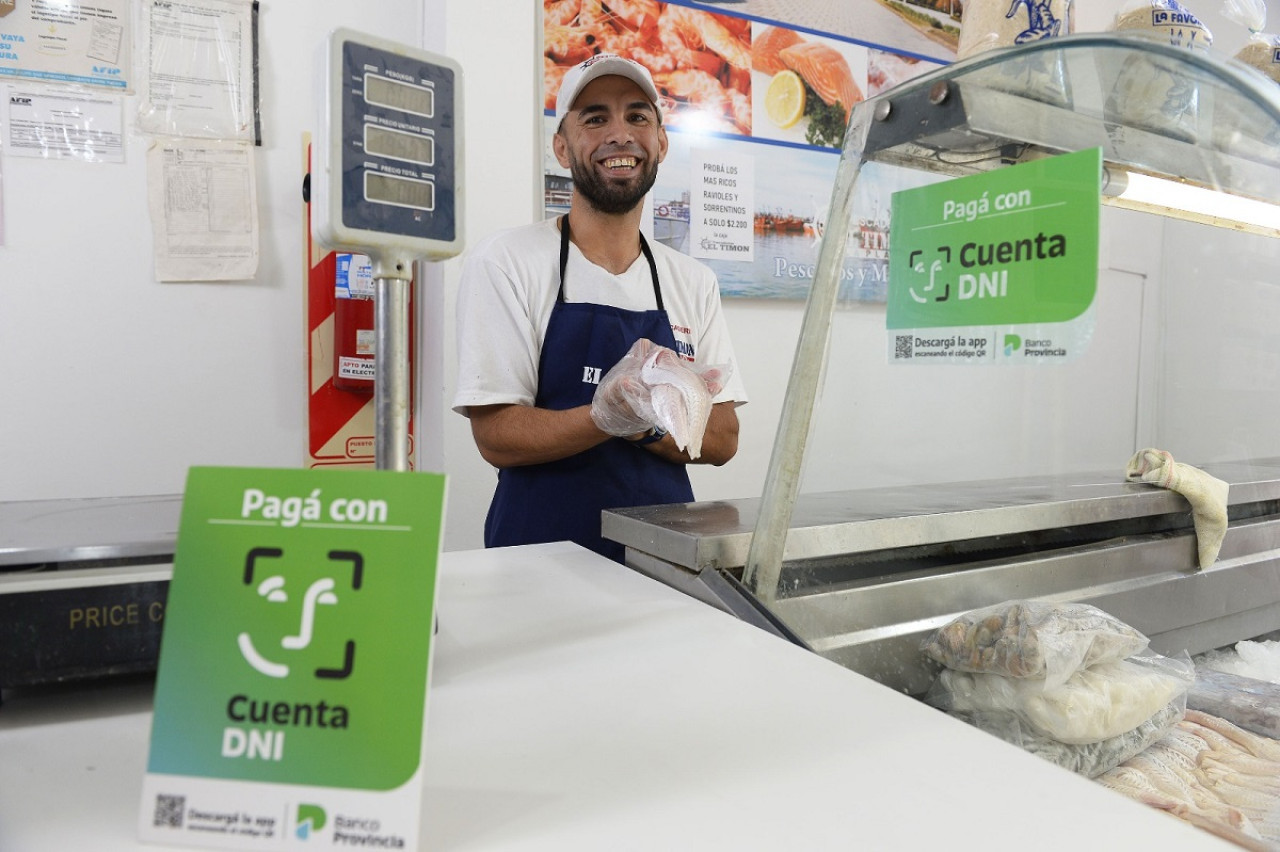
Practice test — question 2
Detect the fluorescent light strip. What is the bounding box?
[1102,169,1280,237]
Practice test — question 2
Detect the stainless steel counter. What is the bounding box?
[604,458,1280,694]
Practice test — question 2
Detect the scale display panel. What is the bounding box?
[314,29,463,261]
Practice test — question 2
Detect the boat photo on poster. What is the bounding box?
[541,0,956,301]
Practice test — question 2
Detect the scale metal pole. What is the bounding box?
[371,256,414,472]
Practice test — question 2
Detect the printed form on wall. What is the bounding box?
[136,0,259,143]
[146,139,259,282]
[3,86,125,163]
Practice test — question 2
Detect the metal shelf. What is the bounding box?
[604,457,1280,574]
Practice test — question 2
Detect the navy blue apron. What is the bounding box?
[483,216,694,562]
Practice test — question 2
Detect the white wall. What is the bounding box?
[4,0,1280,554]
[0,0,424,498]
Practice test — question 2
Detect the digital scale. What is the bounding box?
[313,28,464,471]
[0,31,464,692]
[0,495,181,691]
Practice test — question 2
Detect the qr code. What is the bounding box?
[894,335,913,359]
[153,794,185,828]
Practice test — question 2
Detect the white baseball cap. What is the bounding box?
[555,54,661,126]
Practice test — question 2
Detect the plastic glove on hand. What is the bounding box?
[640,346,732,460]
[590,339,657,437]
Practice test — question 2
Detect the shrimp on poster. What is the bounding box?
[653,68,749,135]
[657,4,751,71]
[545,22,601,64]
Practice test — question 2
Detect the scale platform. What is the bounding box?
[0,495,181,691]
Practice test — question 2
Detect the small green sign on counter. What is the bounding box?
[139,466,445,850]
[887,147,1101,365]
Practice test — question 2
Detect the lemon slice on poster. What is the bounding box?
[765,70,805,129]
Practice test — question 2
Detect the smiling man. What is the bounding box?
[452,54,748,562]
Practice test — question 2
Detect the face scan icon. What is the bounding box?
[236,547,361,680]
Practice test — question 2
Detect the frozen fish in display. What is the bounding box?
[1098,710,1280,848]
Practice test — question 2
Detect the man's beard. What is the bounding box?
[569,153,659,215]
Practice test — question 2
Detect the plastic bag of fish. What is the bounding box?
[929,650,1195,743]
[953,698,1184,778]
[922,600,1197,778]
[589,338,730,459]
[921,599,1151,691]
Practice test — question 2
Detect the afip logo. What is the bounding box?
[296,804,327,840]
[1003,333,1022,357]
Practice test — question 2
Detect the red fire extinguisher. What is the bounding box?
[333,253,375,394]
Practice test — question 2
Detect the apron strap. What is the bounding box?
[559,214,663,311]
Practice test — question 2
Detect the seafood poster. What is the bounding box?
[542,0,957,301]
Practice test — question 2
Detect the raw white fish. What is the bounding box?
[1186,709,1280,762]
[640,346,711,459]
[1096,712,1280,848]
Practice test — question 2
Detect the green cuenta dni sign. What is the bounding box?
[887,147,1101,331]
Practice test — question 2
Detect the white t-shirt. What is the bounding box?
[453,217,747,414]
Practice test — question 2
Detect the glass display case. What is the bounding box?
[603,33,1280,695]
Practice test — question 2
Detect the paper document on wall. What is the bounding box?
[3,86,125,163]
[0,0,132,91]
[136,0,259,142]
[147,139,259,282]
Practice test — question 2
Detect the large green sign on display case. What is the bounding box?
[887,147,1101,364]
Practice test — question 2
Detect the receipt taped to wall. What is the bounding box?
[146,139,259,282]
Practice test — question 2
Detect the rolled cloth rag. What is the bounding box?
[1125,448,1229,569]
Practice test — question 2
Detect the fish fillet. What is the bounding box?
[640,347,711,459]
[1099,764,1267,846]
[1186,709,1280,762]
[1139,743,1262,825]
[1163,726,1214,762]
[1148,800,1270,851]
[751,26,803,75]
[778,41,863,121]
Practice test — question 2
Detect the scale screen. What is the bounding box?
[365,74,435,117]
[365,125,434,166]
[366,172,435,210]
[314,29,463,260]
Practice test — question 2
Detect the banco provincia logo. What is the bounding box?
[1003,333,1022,357]
[236,547,362,680]
[296,804,326,840]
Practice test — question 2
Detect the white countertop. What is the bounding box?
[0,542,1234,850]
